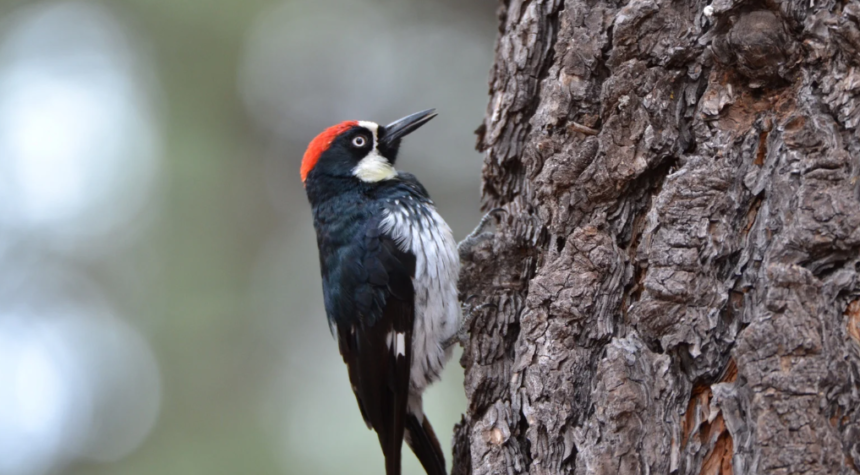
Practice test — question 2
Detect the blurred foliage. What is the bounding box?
[0,0,495,474]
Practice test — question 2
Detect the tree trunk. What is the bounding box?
[452,0,860,474]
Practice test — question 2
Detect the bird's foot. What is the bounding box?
[443,296,497,349]
[457,208,506,254]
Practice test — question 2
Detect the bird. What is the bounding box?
[301,109,460,475]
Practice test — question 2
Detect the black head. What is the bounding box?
[300,109,437,187]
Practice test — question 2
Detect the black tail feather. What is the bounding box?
[405,413,447,475]
[385,447,402,475]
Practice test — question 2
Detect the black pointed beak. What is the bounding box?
[379,109,437,146]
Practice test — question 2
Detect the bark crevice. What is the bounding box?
[455,0,860,473]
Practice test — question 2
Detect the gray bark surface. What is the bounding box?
[453,1,860,474]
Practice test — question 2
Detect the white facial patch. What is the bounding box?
[353,121,397,182]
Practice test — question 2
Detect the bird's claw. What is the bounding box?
[457,207,506,252]
[444,299,498,349]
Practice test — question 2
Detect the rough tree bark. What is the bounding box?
[452,0,860,474]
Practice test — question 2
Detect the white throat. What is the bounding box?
[353,121,397,182]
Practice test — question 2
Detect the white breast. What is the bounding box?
[380,199,460,392]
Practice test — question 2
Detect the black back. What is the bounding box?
[308,173,426,475]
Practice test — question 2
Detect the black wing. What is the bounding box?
[332,216,415,475]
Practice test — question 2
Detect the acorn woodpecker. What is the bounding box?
[301,109,459,475]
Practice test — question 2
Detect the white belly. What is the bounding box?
[380,201,460,392]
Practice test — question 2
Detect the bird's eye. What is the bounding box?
[352,136,367,147]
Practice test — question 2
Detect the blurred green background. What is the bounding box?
[0,0,494,474]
